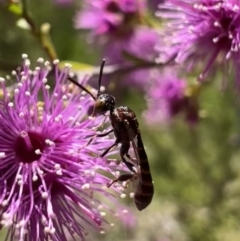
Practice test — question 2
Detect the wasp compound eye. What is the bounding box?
[92,94,115,116]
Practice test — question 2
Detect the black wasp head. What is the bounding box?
[92,93,115,116]
[67,59,116,116]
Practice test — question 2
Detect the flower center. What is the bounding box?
[220,15,232,32]
[106,1,121,13]
[14,131,46,163]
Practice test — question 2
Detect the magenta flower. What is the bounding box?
[148,0,164,11]
[156,0,240,80]
[75,0,160,89]
[105,26,158,64]
[0,55,128,241]
[104,26,159,87]
[75,0,145,36]
[143,70,199,124]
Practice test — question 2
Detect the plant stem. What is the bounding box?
[21,0,57,61]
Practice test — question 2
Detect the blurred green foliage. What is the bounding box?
[1,1,240,241]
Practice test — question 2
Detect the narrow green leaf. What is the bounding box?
[8,3,23,15]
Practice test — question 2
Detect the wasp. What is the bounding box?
[67,60,154,210]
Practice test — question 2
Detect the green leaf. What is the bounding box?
[59,61,119,75]
[59,61,95,73]
[8,3,23,15]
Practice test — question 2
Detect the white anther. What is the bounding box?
[25,59,31,67]
[48,141,55,146]
[68,149,75,155]
[32,175,38,181]
[45,85,50,90]
[97,205,103,210]
[19,220,25,227]
[53,59,59,65]
[84,170,91,175]
[42,78,47,83]
[54,117,60,122]
[115,171,120,177]
[8,102,14,107]
[35,149,41,155]
[14,89,19,94]
[81,183,90,190]
[41,192,48,199]
[19,112,24,118]
[233,5,239,12]
[64,63,72,68]
[2,212,10,219]
[22,54,28,59]
[25,91,31,96]
[45,139,50,144]
[100,230,105,234]
[226,51,231,60]
[37,58,44,63]
[11,70,17,75]
[122,209,128,214]
[56,170,62,176]
[129,192,134,198]
[44,226,51,233]
[100,86,105,92]
[0,77,5,82]
[18,180,23,185]
[213,21,220,28]
[1,200,8,206]
[120,194,126,199]
[55,164,61,170]
[100,212,106,217]
[16,174,22,179]
[0,152,6,158]
[68,116,75,121]
[62,95,67,100]
[44,61,50,66]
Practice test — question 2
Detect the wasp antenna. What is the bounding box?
[67,76,96,100]
[97,59,106,97]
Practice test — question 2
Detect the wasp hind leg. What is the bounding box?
[107,173,134,188]
[120,143,137,173]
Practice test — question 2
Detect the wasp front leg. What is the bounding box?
[86,128,114,147]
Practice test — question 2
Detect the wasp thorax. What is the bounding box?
[92,94,115,116]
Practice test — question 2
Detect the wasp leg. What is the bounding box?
[86,129,114,147]
[107,173,134,188]
[99,139,119,158]
[120,142,137,173]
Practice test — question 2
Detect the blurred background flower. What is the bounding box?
[143,69,199,125]
[75,0,159,90]
[156,0,240,83]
